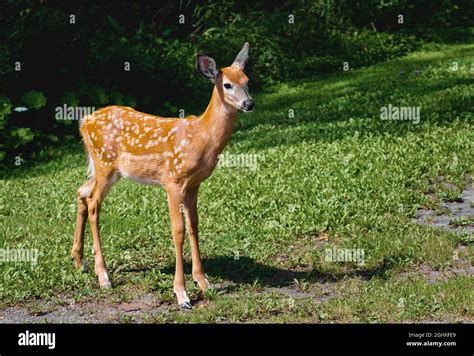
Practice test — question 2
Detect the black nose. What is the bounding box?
[243,99,255,111]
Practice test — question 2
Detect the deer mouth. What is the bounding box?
[240,105,254,113]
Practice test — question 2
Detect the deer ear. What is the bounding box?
[196,54,218,82]
[232,42,249,70]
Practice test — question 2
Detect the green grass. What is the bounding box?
[0,42,473,323]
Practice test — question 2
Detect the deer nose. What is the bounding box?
[243,99,255,111]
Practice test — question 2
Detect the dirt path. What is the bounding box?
[416,187,474,235]
[0,293,169,323]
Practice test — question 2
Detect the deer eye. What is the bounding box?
[223,83,233,90]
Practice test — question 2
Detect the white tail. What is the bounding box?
[71,43,254,309]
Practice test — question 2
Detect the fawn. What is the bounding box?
[71,43,254,309]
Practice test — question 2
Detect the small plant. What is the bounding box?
[438,190,463,203]
[10,127,35,147]
[87,85,109,106]
[60,91,80,107]
[449,216,473,227]
[119,313,134,323]
[20,91,47,110]
[0,95,12,119]
[293,278,310,292]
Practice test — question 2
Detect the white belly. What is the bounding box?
[118,166,162,186]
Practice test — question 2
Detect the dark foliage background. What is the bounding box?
[0,0,473,165]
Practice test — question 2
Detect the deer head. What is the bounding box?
[196,42,255,113]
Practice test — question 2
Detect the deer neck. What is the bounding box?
[197,85,237,160]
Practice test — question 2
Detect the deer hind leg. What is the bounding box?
[87,174,117,288]
[183,186,210,292]
[71,178,95,272]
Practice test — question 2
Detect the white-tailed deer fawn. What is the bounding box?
[71,43,254,309]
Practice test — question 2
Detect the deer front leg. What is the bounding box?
[166,186,192,309]
[183,186,210,292]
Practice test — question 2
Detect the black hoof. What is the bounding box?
[179,301,192,310]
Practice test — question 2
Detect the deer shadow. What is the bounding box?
[156,255,395,291]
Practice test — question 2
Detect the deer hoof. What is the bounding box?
[179,301,193,310]
[98,271,112,288]
[193,275,211,291]
[71,257,88,273]
[99,279,112,289]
